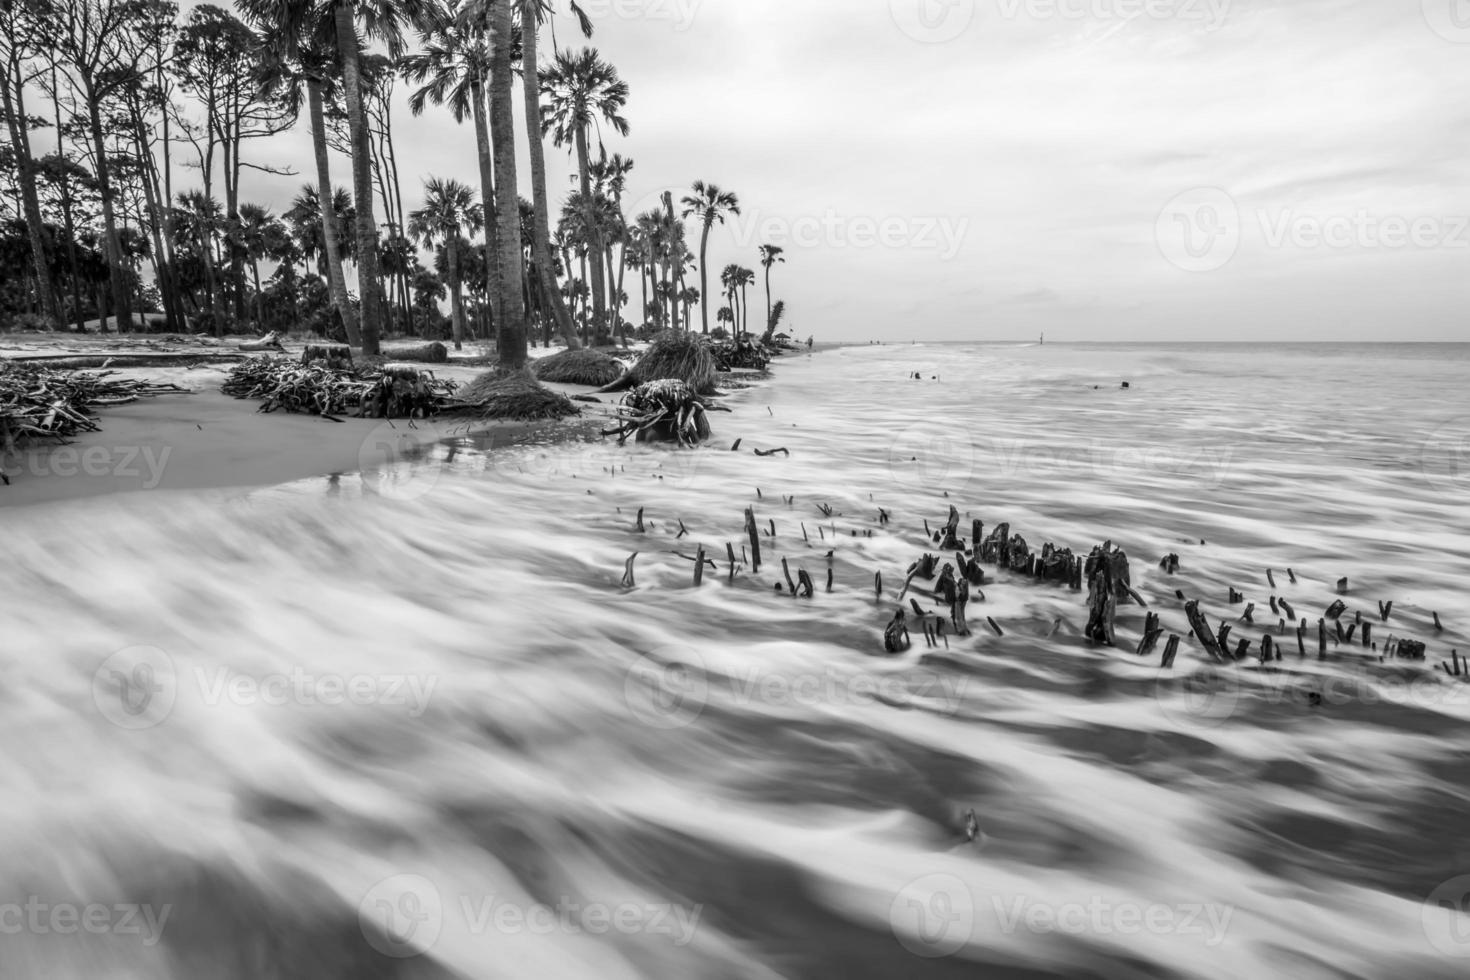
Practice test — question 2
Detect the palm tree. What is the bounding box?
[233,203,276,331]
[716,305,733,337]
[720,263,741,340]
[681,181,739,335]
[240,0,440,355]
[409,177,482,351]
[401,2,502,341]
[758,243,784,342]
[174,190,223,327]
[733,265,756,338]
[246,7,359,344]
[541,46,629,344]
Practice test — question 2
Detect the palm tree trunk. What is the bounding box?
[468,75,503,336]
[575,126,608,343]
[333,0,384,354]
[697,220,712,334]
[307,78,360,345]
[489,0,527,369]
[447,237,465,350]
[519,0,580,350]
[764,265,772,339]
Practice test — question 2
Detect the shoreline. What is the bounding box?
[0,334,826,510]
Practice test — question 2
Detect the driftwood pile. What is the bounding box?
[604,380,713,447]
[0,363,185,463]
[222,352,457,420]
[710,338,772,371]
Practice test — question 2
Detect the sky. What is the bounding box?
[212,0,1470,342]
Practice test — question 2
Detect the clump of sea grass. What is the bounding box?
[600,331,717,395]
[533,348,626,387]
[449,369,579,421]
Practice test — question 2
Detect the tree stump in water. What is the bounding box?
[1084,542,1130,645]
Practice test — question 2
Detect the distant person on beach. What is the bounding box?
[807,336,813,349]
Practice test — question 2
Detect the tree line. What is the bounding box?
[0,0,790,369]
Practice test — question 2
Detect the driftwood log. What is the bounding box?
[238,331,285,352]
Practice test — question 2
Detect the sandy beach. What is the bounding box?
[0,333,631,509]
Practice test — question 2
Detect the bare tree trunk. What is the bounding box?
[307,77,360,345]
[468,75,502,335]
[519,0,579,349]
[333,0,384,354]
[1,58,59,325]
[85,89,131,333]
[489,0,527,369]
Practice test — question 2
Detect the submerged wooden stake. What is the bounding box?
[1161,635,1181,669]
[744,508,762,572]
[621,553,638,589]
[694,546,706,587]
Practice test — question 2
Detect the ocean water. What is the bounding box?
[3,342,1469,979]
